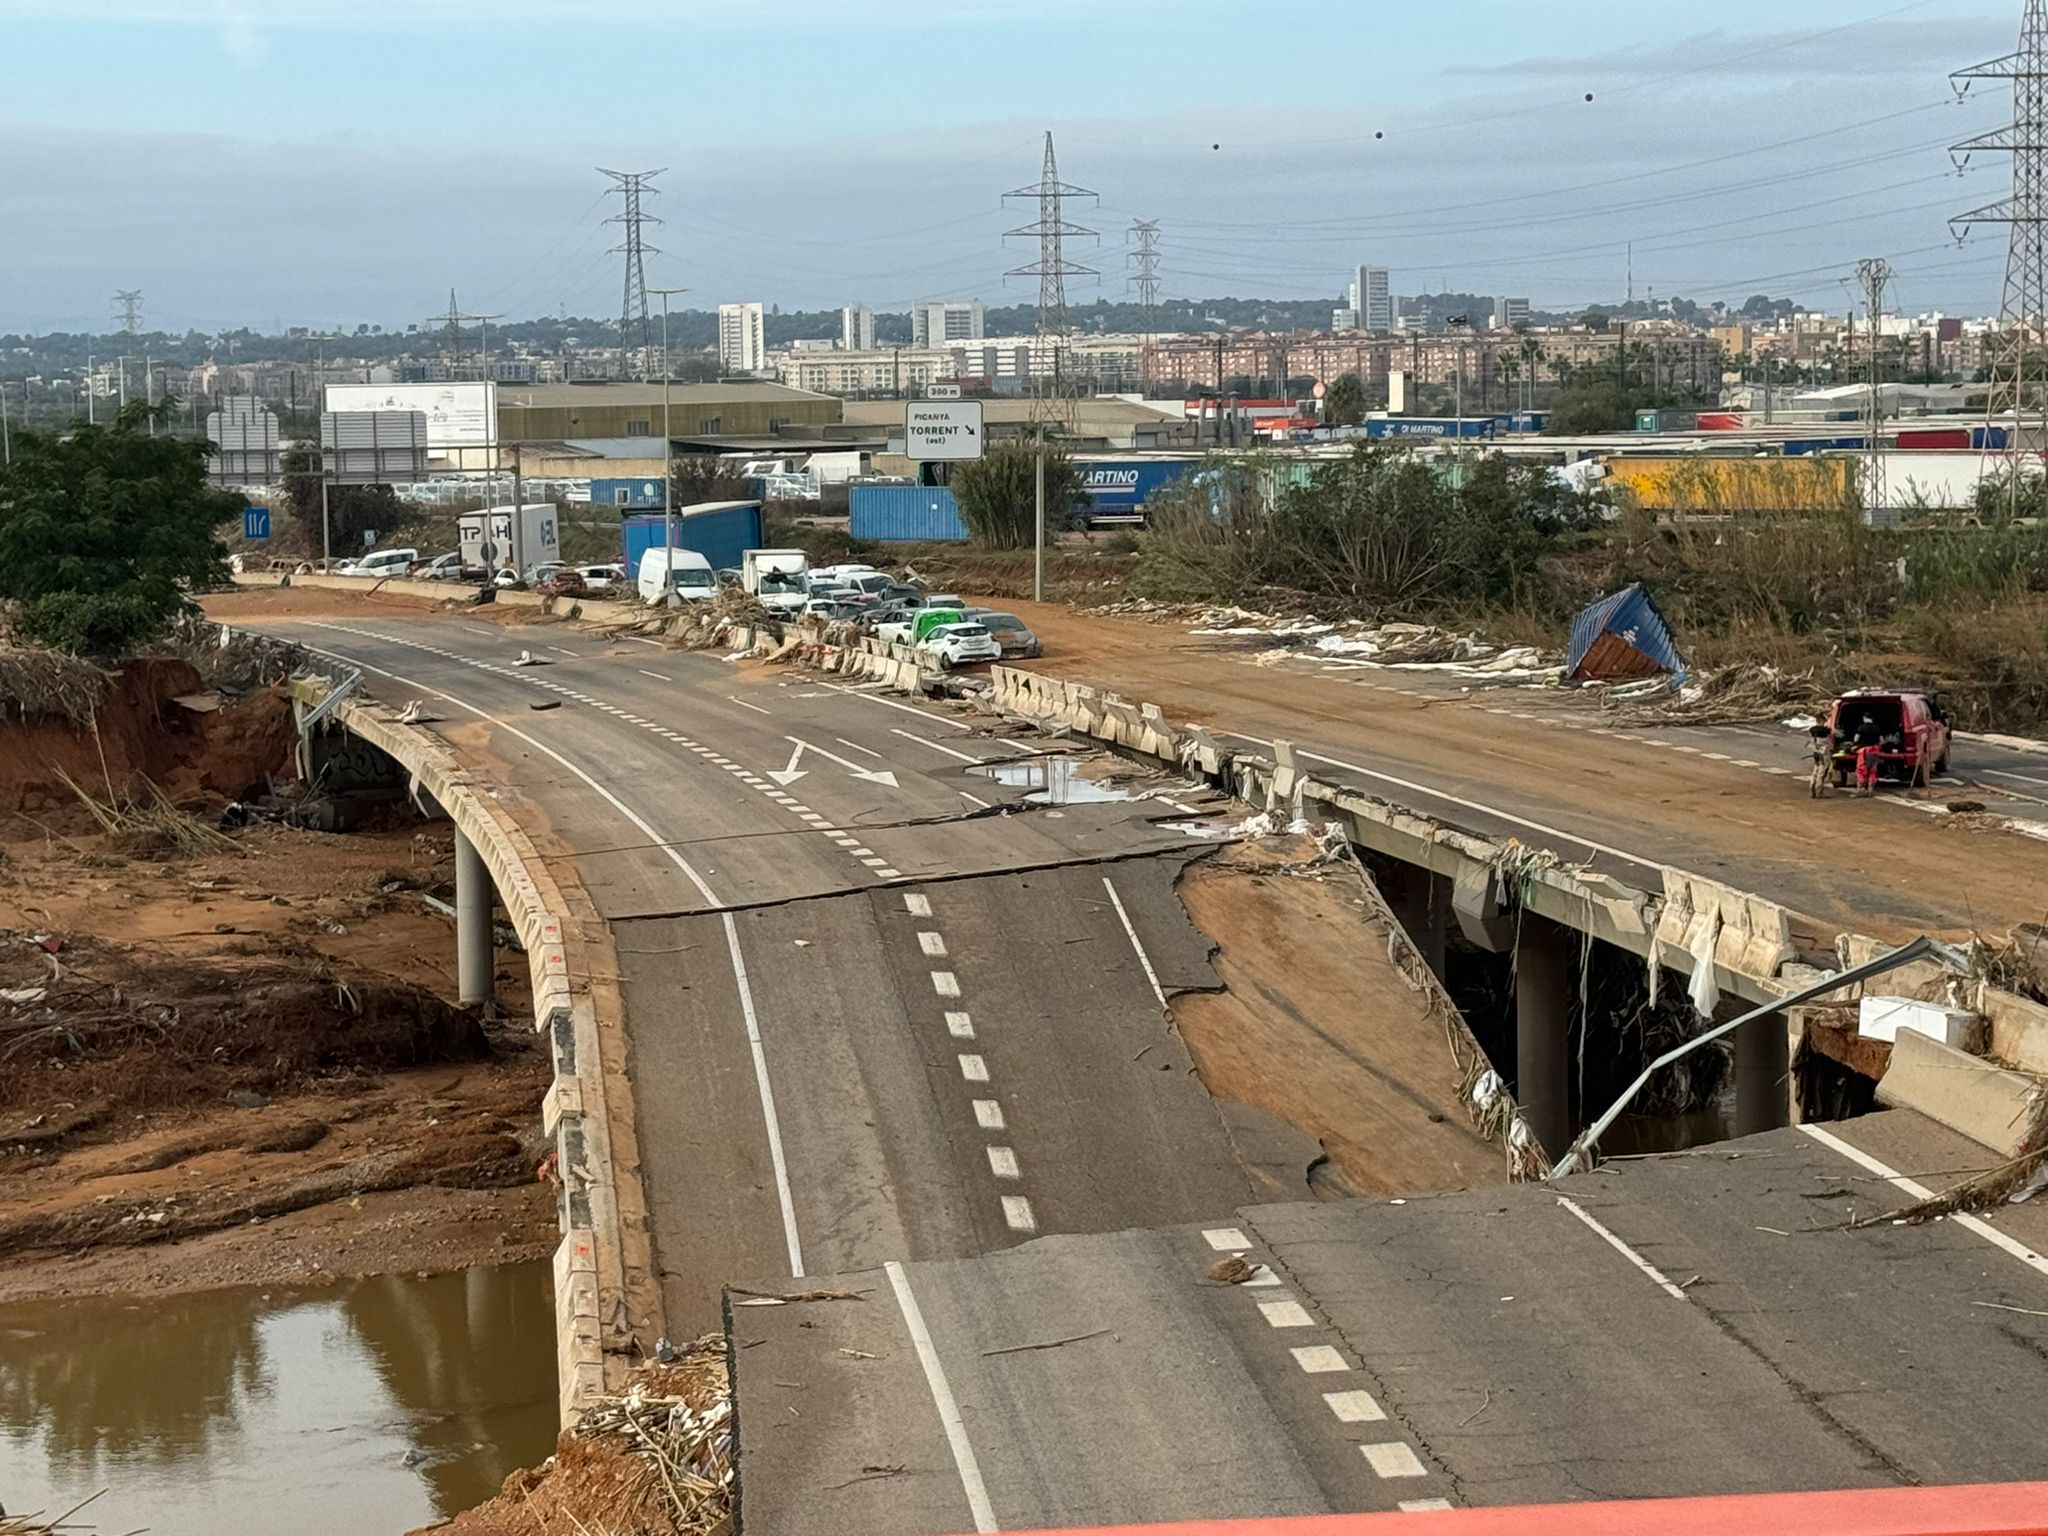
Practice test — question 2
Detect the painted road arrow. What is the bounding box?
[769,737,899,789]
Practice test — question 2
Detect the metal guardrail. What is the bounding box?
[1550,934,1974,1178]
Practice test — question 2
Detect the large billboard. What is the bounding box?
[323,382,495,452]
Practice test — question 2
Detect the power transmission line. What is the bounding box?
[1127,220,1162,336]
[1952,0,2048,516]
[1003,131,1097,427]
[1853,256,1894,518]
[113,289,143,335]
[600,167,665,381]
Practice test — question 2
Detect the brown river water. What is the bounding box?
[0,1262,558,1535]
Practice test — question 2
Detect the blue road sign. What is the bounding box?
[243,506,271,541]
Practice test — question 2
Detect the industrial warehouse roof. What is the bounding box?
[840,398,1182,429]
[496,381,838,408]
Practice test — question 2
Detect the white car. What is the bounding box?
[578,565,627,593]
[337,547,420,578]
[918,622,1002,668]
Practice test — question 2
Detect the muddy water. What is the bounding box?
[969,755,1135,805]
[0,1262,557,1536]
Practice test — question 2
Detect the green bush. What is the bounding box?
[950,445,1083,549]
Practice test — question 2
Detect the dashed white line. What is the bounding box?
[960,791,992,808]
[1204,1227,1251,1251]
[932,971,961,997]
[638,669,672,682]
[1292,1346,1349,1373]
[546,645,579,658]
[1557,1195,1688,1301]
[891,728,991,765]
[1799,1123,2048,1280]
[905,894,933,916]
[834,736,884,759]
[919,931,949,957]
[726,696,773,716]
[945,1011,975,1039]
[958,1054,989,1082]
[820,679,974,730]
[885,1261,998,1534]
[1323,1389,1387,1423]
[986,1146,1021,1179]
[972,1099,1005,1130]
[1400,1499,1456,1512]
[1258,1300,1315,1328]
[1000,1195,1037,1232]
[1102,875,1167,1008]
[1362,1444,1428,1479]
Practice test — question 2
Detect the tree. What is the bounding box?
[0,401,240,654]
[949,444,1083,549]
[279,444,413,559]
[1545,374,1633,434]
[1324,373,1368,427]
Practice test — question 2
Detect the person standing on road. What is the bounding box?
[1852,712,1885,794]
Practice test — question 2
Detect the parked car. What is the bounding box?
[1814,689,1953,790]
[337,547,420,578]
[533,568,590,598]
[918,622,1002,669]
[495,561,567,590]
[411,552,469,581]
[842,572,899,600]
[803,598,866,621]
[964,609,1042,658]
[877,608,965,647]
[922,592,967,611]
[716,567,744,589]
[577,564,627,593]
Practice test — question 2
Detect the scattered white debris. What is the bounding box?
[1468,1069,1505,1111]
[1782,714,1820,732]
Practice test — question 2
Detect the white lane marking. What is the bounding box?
[1400,1499,1456,1512]
[1214,731,1666,875]
[628,636,665,649]
[547,645,579,658]
[973,1099,1005,1130]
[1986,768,2048,789]
[820,679,973,730]
[960,791,992,808]
[1292,1346,1349,1373]
[1245,1265,1281,1287]
[461,623,495,636]
[1799,1124,2048,1280]
[1102,876,1167,1008]
[1556,1195,1687,1301]
[891,728,990,765]
[1324,1389,1387,1423]
[884,1261,998,1534]
[946,1011,976,1039]
[727,696,773,717]
[1205,1227,1251,1251]
[1258,1300,1315,1328]
[986,1146,1021,1179]
[959,1054,989,1083]
[932,971,961,997]
[1361,1444,1428,1479]
[638,670,672,682]
[298,635,808,1277]
[877,867,903,879]
[1001,1195,1037,1232]
[861,857,889,868]
[905,894,934,916]
[834,736,884,759]
[919,931,949,957]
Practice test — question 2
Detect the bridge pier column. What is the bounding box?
[1515,915,1572,1158]
[1735,1010,1792,1136]
[1383,861,1450,983]
[455,828,494,1008]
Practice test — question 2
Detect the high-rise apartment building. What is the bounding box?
[841,303,876,352]
[1492,296,1531,330]
[911,300,987,346]
[718,302,766,373]
[1348,266,1393,332]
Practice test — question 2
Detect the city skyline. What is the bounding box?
[0,2,2028,331]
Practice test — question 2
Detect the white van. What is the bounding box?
[636,548,718,605]
[339,547,419,578]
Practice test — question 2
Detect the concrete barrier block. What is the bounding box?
[1179,724,1227,778]
[543,1077,584,1135]
[1271,739,1301,807]
[1138,703,1179,760]
[1985,991,2048,1075]
[1877,1026,2045,1157]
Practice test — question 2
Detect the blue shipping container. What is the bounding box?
[621,502,765,574]
[850,485,968,543]
[1073,459,1198,516]
[1365,417,1501,440]
[591,476,671,511]
[1783,436,1868,456]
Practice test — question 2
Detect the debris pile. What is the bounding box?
[0,648,105,728]
[439,1340,733,1536]
[58,767,244,859]
[1598,663,1832,727]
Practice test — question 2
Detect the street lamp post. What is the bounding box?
[651,288,688,602]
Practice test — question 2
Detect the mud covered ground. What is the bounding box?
[0,695,554,1302]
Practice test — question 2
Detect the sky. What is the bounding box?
[0,0,2032,333]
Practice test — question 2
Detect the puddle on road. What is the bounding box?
[968,755,1135,805]
[0,1262,557,1536]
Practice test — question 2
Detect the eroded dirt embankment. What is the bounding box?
[0,656,554,1303]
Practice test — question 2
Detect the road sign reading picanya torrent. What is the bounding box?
[906,400,985,462]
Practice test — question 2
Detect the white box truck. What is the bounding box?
[743,549,811,616]
[458,504,561,579]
